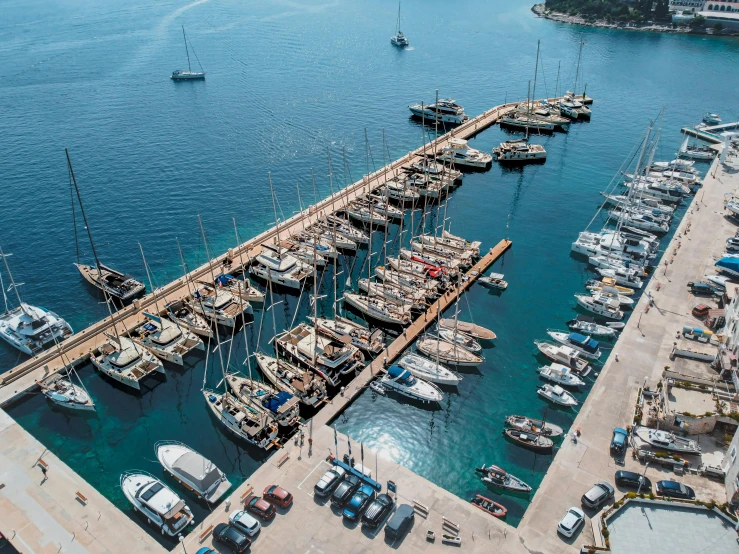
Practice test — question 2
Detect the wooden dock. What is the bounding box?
[0,94,552,405]
[310,239,512,429]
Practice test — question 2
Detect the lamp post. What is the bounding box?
[637,461,650,496]
[179,535,187,554]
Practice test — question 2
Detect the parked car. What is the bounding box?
[614,470,652,492]
[263,485,293,508]
[557,507,585,538]
[581,482,614,509]
[362,493,395,529]
[196,549,219,554]
[343,484,376,520]
[687,281,719,296]
[385,503,414,540]
[229,509,261,537]
[314,466,346,497]
[656,480,695,499]
[213,523,251,554]
[245,496,276,521]
[692,304,710,319]
[610,427,629,455]
[331,474,361,507]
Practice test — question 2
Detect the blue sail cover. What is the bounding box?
[263,391,293,413]
[568,332,599,352]
[716,258,739,275]
[387,365,404,379]
[215,274,235,286]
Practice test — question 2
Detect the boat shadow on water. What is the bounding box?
[369,387,443,411]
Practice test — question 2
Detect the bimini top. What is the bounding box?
[262,391,294,413]
[387,365,408,379]
[568,333,599,352]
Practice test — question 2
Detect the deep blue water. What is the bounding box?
[1,0,738,538]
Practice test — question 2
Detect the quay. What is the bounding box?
[0,96,564,407]
[681,120,739,143]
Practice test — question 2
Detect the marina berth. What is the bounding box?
[437,138,492,169]
[416,335,484,366]
[475,464,532,494]
[534,340,591,376]
[408,98,469,125]
[537,363,585,387]
[537,383,578,407]
[546,330,603,360]
[120,471,194,536]
[379,365,444,403]
[397,352,461,386]
[163,299,213,339]
[254,352,327,407]
[203,389,279,450]
[154,441,231,504]
[635,427,702,455]
[130,314,203,365]
[437,318,495,340]
[225,373,300,427]
[91,334,164,390]
[308,315,385,356]
[504,415,564,438]
[503,428,554,453]
[191,284,248,327]
[38,372,95,411]
[492,139,547,164]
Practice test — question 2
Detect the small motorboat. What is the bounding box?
[369,381,386,395]
[503,428,554,453]
[537,364,585,388]
[566,316,617,338]
[546,331,602,361]
[475,464,532,494]
[537,384,578,407]
[470,495,507,518]
[120,471,194,537]
[504,415,564,438]
[437,318,495,340]
[703,112,721,125]
[478,272,508,290]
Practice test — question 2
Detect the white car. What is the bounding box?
[229,509,261,536]
[557,507,585,538]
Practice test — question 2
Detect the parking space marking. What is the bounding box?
[298,459,332,496]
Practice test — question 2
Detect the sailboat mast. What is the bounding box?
[554,61,561,100]
[531,40,540,109]
[0,247,23,310]
[183,26,192,73]
[397,1,402,34]
[268,173,281,245]
[573,38,583,96]
[66,149,102,271]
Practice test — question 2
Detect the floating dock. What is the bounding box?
[681,121,739,144]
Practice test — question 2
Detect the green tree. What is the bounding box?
[690,14,706,29]
[713,22,724,32]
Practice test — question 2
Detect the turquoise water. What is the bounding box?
[2,0,738,538]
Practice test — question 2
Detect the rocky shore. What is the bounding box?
[531,2,689,33]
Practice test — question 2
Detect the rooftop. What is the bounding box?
[607,500,739,554]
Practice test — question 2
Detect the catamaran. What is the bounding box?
[438,138,492,169]
[130,313,203,365]
[203,389,279,450]
[390,1,409,47]
[92,334,164,390]
[171,26,205,80]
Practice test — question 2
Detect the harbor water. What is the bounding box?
[2,0,738,537]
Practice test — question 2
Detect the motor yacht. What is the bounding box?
[438,138,492,169]
[155,441,231,504]
[492,139,547,164]
[408,98,469,125]
[534,340,591,376]
[379,365,444,403]
[120,471,194,536]
[0,303,73,355]
[537,384,578,407]
[575,294,624,320]
[635,427,701,455]
[547,330,602,360]
[537,363,585,387]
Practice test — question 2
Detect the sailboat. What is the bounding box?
[390,2,409,47]
[171,26,205,80]
[67,150,146,302]
[0,248,73,355]
[495,78,548,163]
[38,363,95,412]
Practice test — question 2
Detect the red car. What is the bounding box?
[245,496,276,520]
[263,485,293,508]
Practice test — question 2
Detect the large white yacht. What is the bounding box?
[438,138,492,169]
[121,471,194,536]
[130,314,203,365]
[409,98,469,125]
[571,230,654,262]
[155,441,231,504]
[0,303,73,355]
[249,246,312,290]
[492,139,547,164]
[379,365,443,403]
[91,335,164,390]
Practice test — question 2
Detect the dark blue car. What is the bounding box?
[342,484,375,520]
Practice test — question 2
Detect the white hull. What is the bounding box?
[397,353,461,386]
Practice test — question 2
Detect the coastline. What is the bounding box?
[532,2,698,35]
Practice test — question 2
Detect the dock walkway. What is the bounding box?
[0,98,539,406]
